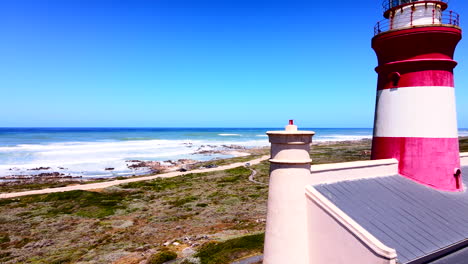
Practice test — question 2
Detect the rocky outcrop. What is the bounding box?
[126,159,198,173]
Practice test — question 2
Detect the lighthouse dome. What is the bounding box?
[384,0,448,11]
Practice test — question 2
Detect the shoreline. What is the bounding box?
[0,144,264,182]
[0,138,374,182]
[2,136,466,188]
[0,155,270,199]
[0,139,370,193]
[0,146,270,193]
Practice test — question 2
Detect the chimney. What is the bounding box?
[263,121,315,263]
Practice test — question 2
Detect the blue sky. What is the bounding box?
[1,0,467,128]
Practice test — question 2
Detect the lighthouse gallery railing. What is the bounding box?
[374,10,460,35]
[382,0,449,11]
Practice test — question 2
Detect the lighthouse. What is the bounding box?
[371,0,462,191]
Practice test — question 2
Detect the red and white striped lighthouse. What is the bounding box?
[371,0,462,191]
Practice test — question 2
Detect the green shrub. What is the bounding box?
[122,173,201,192]
[218,167,251,183]
[0,234,10,243]
[148,250,177,264]
[169,196,198,207]
[195,233,264,264]
[0,252,12,260]
[0,199,16,206]
[16,190,126,218]
[180,257,200,264]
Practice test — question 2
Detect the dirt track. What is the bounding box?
[0,155,270,199]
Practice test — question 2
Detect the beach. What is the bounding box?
[1,127,467,182]
[0,128,374,181]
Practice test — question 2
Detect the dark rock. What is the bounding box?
[29,167,51,171]
[36,172,64,177]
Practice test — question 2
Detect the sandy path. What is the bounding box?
[0,155,270,199]
[247,168,267,185]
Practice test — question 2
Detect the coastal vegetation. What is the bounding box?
[0,138,466,263]
[0,149,268,194]
[148,250,178,264]
[0,157,268,263]
[194,233,264,264]
[459,137,468,152]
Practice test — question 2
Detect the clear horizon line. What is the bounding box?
[0,126,375,129]
[2,127,468,130]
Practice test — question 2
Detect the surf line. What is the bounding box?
[0,155,270,199]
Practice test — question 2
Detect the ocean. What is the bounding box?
[1,127,467,179]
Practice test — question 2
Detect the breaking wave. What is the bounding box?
[0,138,268,178]
[313,134,372,142]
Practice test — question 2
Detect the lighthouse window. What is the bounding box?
[389,72,401,87]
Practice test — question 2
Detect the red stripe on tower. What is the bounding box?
[372,0,462,191]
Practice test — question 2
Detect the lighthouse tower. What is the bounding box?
[371,0,462,191]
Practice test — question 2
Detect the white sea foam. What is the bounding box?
[3,128,466,179]
[313,134,372,142]
[0,138,269,178]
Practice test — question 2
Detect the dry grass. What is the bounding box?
[0,166,268,263]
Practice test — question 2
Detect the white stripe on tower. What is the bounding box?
[374,86,458,138]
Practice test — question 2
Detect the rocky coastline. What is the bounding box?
[0,144,255,184]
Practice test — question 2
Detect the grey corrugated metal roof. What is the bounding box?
[427,245,468,264]
[314,166,468,264]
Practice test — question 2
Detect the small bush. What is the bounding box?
[123,178,180,191]
[16,190,126,218]
[0,252,12,260]
[148,250,177,264]
[12,237,31,248]
[0,234,10,243]
[218,167,251,183]
[221,197,240,206]
[169,196,198,207]
[0,199,16,207]
[180,257,201,264]
[195,233,264,264]
[122,173,201,192]
[49,256,73,264]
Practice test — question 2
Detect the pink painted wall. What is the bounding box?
[372,137,461,191]
[306,187,397,264]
